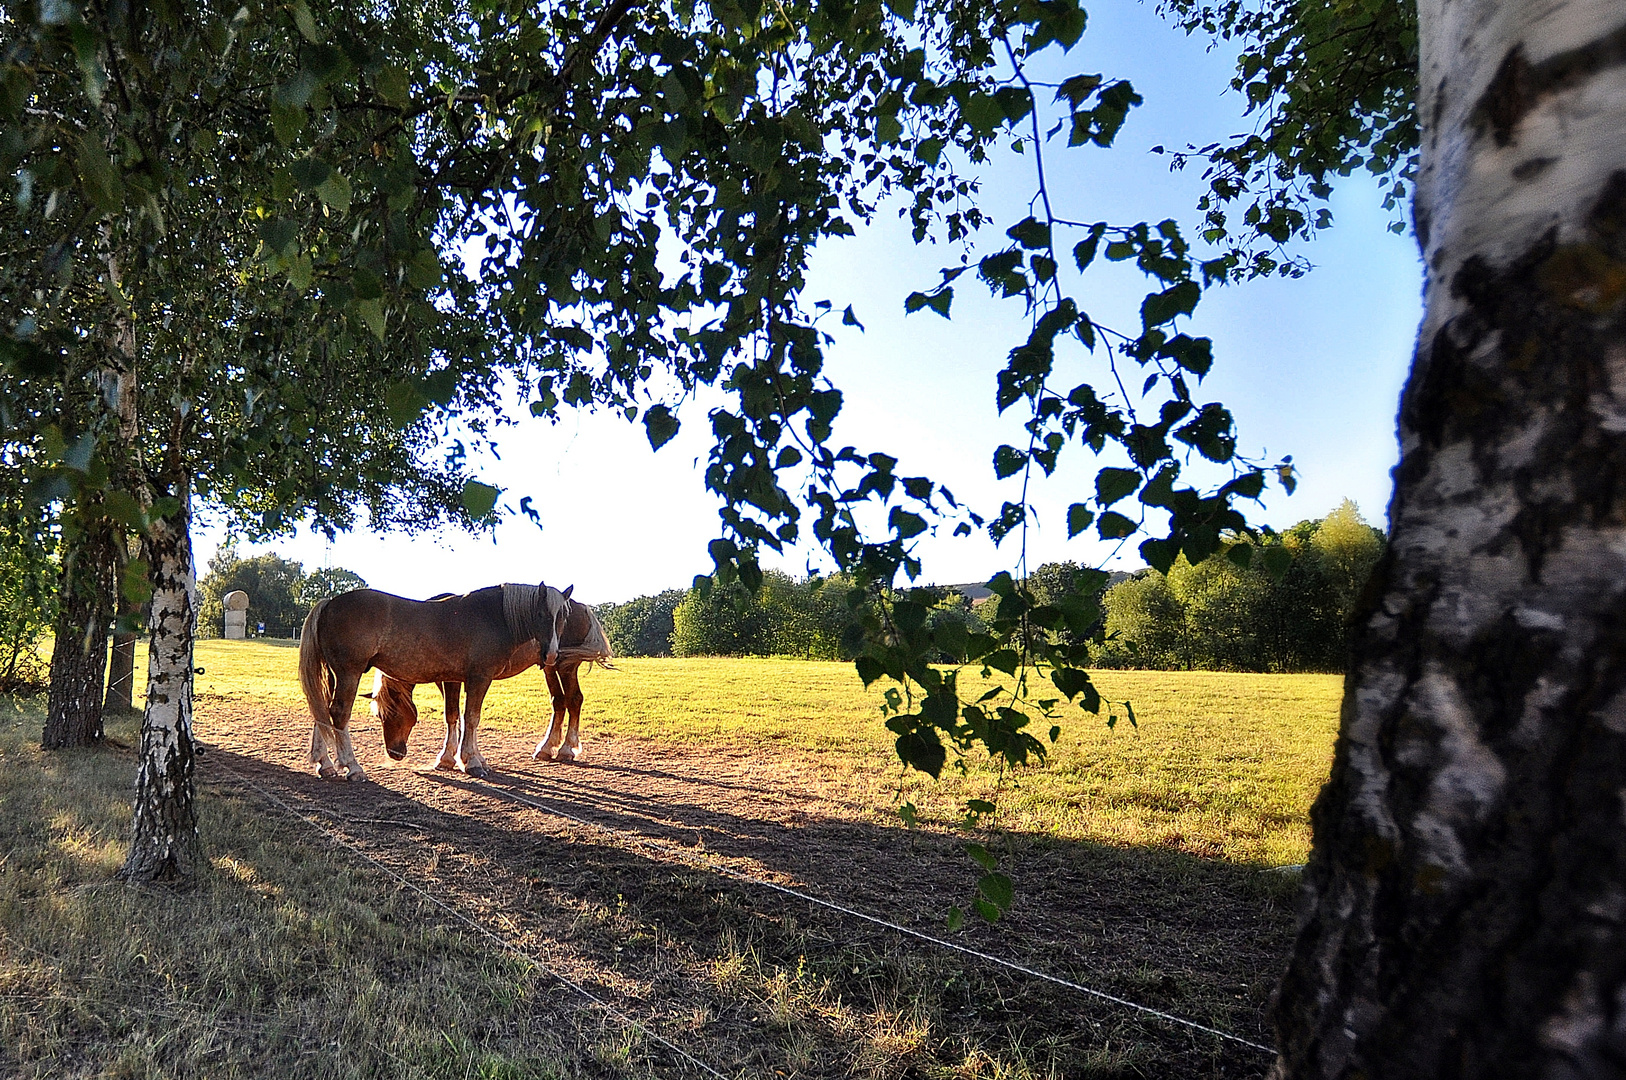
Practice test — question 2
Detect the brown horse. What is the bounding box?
[370,597,612,768]
[298,582,573,780]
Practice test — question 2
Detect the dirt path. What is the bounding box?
[196,695,1291,1078]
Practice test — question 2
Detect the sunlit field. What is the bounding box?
[4,644,1342,1077]
[169,640,1341,868]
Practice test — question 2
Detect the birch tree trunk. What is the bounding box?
[102,266,140,719]
[1272,2,1626,1076]
[119,481,201,882]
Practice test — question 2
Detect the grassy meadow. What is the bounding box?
[0,646,1345,1077]
[173,639,1341,867]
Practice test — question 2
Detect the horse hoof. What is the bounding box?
[318,765,340,780]
[532,747,554,762]
[465,765,490,780]
[434,759,457,771]
[346,771,369,783]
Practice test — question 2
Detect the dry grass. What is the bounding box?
[21,642,1343,1076]
[0,695,671,1079]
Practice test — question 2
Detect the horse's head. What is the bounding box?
[370,671,418,760]
[536,581,574,670]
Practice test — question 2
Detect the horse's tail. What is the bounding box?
[557,604,616,670]
[299,598,333,761]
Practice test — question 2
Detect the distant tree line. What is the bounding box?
[1096,500,1384,672]
[593,572,980,662]
[597,501,1383,674]
[0,490,56,694]
[196,548,367,639]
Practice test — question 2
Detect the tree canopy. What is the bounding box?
[0,0,1425,885]
[195,548,368,638]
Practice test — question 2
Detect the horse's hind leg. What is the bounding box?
[533,669,567,761]
[329,670,368,781]
[436,681,462,771]
[309,721,340,779]
[458,677,494,778]
[557,666,586,763]
[309,670,342,779]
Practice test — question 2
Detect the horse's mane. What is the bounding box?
[500,583,542,643]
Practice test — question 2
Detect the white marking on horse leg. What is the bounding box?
[534,711,564,761]
[310,721,341,778]
[459,680,492,778]
[560,712,583,762]
[435,682,461,771]
[336,727,367,782]
[559,679,585,762]
[536,669,566,762]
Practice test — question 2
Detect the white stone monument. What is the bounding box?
[223,590,249,639]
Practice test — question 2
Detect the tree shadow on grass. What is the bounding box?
[202,738,1287,1079]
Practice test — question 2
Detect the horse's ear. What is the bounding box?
[562,584,574,600]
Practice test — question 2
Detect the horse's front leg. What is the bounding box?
[558,666,586,763]
[458,677,494,778]
[329,671,368,781]
[533,668,567,761]
[436,681,462,771]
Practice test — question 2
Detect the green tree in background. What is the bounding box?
[670,572,857,660]
[596,590,686,657]
[1099,502,1384,672]
[0,487,55,694]
[197,550,367,639]
[297,568,369,607]
[1097,570,1192,670]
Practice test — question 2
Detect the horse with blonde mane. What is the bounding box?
[298,582,573,780]
[370,595,613,767]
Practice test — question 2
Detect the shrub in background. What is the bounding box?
[596,588,686,657]
[1097,500,1384,672]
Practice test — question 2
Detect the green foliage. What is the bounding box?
[0,0,1404,843]
[671,572,857,660]
[1161,0,1419,278]
[196,549,366,639]
[0,488,55,693]
[596,589,687,657]
[297,567,369,606]
[1098,501,1385,672]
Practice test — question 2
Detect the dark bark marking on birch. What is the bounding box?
[1511,157,1557,181]
[1478,45,1534,147]
[1273,168,1626,1079]
[1473,25,1626,147]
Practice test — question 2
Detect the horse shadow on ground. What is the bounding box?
[201,741,1286,1078]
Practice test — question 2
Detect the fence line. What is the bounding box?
[464,773,1278,1057]
[210,746,1277,1060]
[209,757,732,1080]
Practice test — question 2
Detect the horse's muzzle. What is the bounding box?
[543,651,559,671]
[385,743,409,761]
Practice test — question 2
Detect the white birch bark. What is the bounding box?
[103,248,141,715]
[1273,1,1626,1076]
[119,481,201,882]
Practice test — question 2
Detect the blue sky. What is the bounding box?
[196,2,1423,604]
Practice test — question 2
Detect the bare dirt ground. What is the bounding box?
[195,694,1295,1078]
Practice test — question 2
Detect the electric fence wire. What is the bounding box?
[209,756,732,1080]
[214,745,1277,1061]
[463,771,1278,1058]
